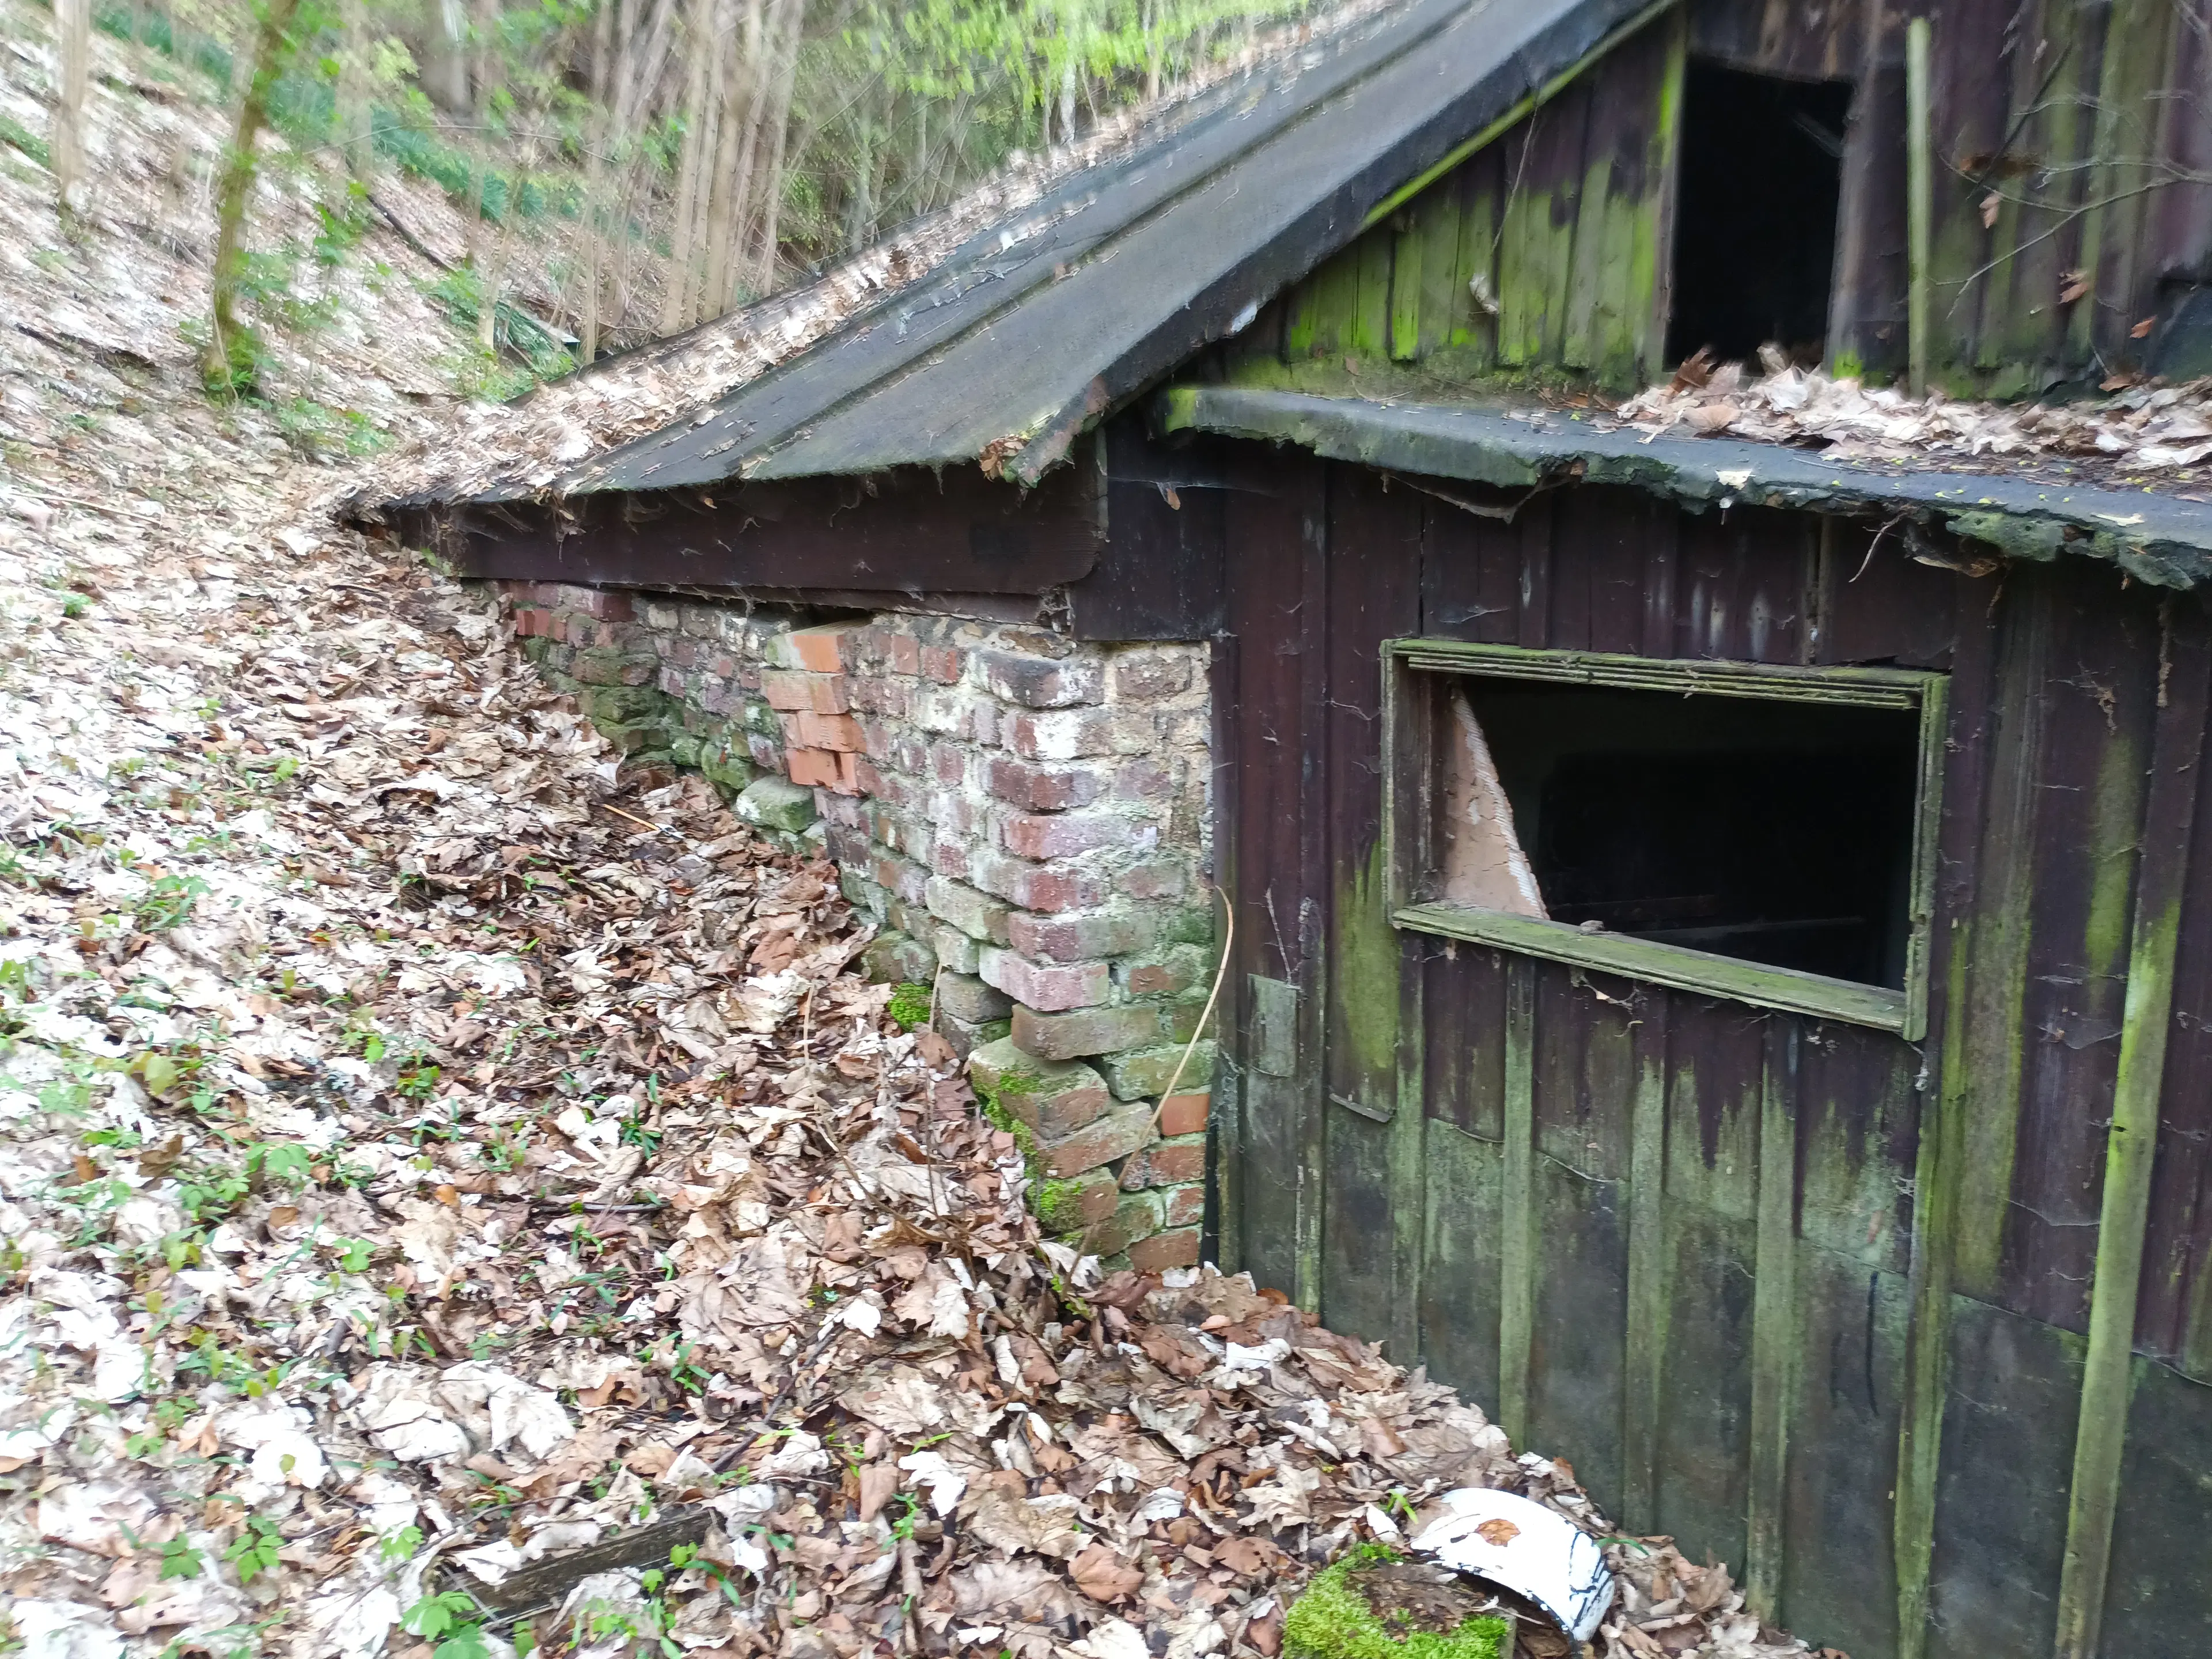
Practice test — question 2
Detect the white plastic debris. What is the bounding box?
[1410,1486,1615,1643]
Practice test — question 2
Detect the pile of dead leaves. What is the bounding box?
[1618,346,2212,490]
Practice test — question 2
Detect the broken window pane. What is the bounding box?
[1434,679,1921,988]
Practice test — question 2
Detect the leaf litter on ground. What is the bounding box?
[0,10,1846,1659]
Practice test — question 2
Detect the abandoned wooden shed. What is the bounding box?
[362,1,2212,1655]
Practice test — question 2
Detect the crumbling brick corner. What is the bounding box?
[492,581,1217,1270]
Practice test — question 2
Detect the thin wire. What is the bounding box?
[1146,882,1235,1138]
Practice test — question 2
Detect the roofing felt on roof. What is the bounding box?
[383,0,1662,510]
[1159,385,2212,589]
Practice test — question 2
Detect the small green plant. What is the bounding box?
[223,1515,283,1584]
[60,592,90,620]
[379,1523,425,1563]
[887,981,932,1032]
[0,111,52,168]
[402,1589,491,1659]
[134,873,209,933]
[160,1535,205,1581]
[334,1237,376,1272]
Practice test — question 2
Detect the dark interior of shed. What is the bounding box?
[1452,681,1920,987]
[1665,60,1853,369]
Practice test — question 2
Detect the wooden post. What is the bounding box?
[1906,17,1933,397]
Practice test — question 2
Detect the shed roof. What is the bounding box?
[378,0,1661,510]
[1161,385,2212,590]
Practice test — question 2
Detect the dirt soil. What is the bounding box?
[1,13,1844,1659]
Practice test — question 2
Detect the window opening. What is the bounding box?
[1442,681,1919,987]
[1386,643,1946,1035]
[1665,61,1852,369]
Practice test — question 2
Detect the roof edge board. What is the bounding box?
[1158,385,2212,590]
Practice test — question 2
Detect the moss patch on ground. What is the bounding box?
[1284,1547,1511,1659]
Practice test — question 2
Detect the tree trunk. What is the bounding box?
[52,0,90,225]
[745,0,800,294]
[465,0,502,276]
[577,0,619,363]
[336,0,374,177]
[701,0,760,321]
[658,0,715,334]
[203,0,304,392]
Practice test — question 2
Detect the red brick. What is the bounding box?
[1128,1227,1201,1272]
[779,711,863,752]
[1160,1183,1206,1228]
[788,623,863,673]
[513,607,548,637]
[877,631,923,675]
[979,948,1111,1013]
[854,756,887,796]
[761,669,850,714]
[1140,1134,1206,1185]
[787,747,842,789]
[1008,908,1157,965]
[559,586,633,622]
[978,650,1104,709]
[1039,1104,1156,1180]
[1010,865,1109,914]
[1013,1002,1166,1061]
[922,645,964,684]
[984,756,1103,812]
[1157,1092,1209,1137]
[1001,812,1128,860]
[1082,1191,1164,1256]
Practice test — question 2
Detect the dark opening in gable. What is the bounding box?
[1665,60,1852,369]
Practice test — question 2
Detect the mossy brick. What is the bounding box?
[926,876,1013,946]
[579,684,668,725]
[968,1037,1109,1139]
[938,1010,1011,1061]
[1038,1101,1155,1180]
[700,739,756,792]
[839,865,889,919]
[1013,1001,1167,1060]
[1036,1167,1120,1232]
[599,720,669,755]
[861,931,937,985]
[573,648,660,687]
[1080,1188,1163,1256]
[1101,1041,1214,1103]
[734,775,818,834]
[937,972,1013,1025]
[741,698,784,737]
[1129,1226,1201,1273]
[669,732,704,768]
[933,923,982,976]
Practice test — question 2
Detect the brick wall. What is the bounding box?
[497,581,1215,1273]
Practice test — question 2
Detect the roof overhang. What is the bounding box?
[1157,385,2212,590]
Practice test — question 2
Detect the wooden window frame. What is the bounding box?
[1381,640,1948,1038]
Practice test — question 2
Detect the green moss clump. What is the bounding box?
[1283,1547,1510,1659]
[887,982,933,1032]
[1035,1176,1085,1231]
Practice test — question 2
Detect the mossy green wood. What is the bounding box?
[1282,1550,1512,1659]
[2064,0,2175,366]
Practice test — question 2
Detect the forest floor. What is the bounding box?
[0,13,1837,1659]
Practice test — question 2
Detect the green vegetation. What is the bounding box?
[887,980,933,1032]
[1283,1546,1512,1659]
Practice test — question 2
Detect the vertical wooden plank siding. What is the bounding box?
[1745,1025,1800,1622]
[1620,997,1672,1535]
[1220,457,2212,1659]
[2052,605,2211,1659]
[1498,961,1539,1444]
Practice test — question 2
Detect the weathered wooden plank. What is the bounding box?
[2052,602,2210,1659]
[1389,215,1424,363]
[1420,1038,1507,1412]
[1745,1025,1800,1623]
[1620,993,1669,1536]
[1498,959,1539,1443]
[1497,91,1588,368]
[1526,966,1637,1514]
[2064,0,2173,366]
[1321,467,1423,1353]
[1351,227,1394,364]
[2100,1353,2212,1654]
[1449,148,1501,361]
